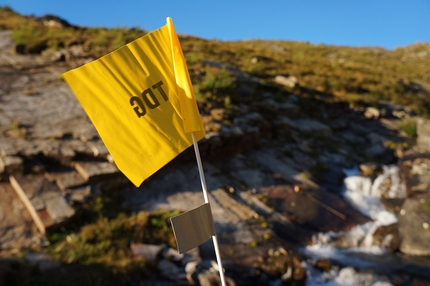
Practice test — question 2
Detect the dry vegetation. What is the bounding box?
[1,6,430,117]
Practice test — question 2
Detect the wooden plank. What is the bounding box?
[10,175,46,234]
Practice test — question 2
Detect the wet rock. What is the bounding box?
[262,185,371,233]
[400,154,430,197]
[372,223,399,252]
[398,197,430,256]
[292,257,306,282]
[359,162,381,178]
[314,258,332,272]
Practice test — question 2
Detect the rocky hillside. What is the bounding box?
[2,7,430,286]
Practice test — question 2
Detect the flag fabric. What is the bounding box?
[170,202,216,253]
[63,18,205,187]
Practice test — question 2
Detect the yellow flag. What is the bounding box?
[63,18,205,187]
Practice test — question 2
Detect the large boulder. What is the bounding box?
[398,197,430,256]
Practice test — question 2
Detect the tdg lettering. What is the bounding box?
[130,81,168,118]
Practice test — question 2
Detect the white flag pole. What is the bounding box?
[192,132,227,286]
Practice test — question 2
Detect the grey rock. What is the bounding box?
[73,160,120,182]
[0,155,23,175]
[417,117,430,151]
[286,118,332,138]
[372,223,399,252]
[181,247,202,265]
[233,112,272,139]
[273,116,291,138]
[130,243,165,262]
[0,30,14,51]
[277,102,300,118]
[340,130,366,145]
[68,186,92,203]
[45,196,75,223]
[365,143,388,158]
[274,75,298,88]
[262,185,370,233]
[9,174,74,234]
[157,259,183,281]
[359,162,381,178]
[85,139,110,158]
[27,252,61,271]
[0,182,42,248]
[197,269,236,286]
[292,150,317,170]
[45,167,87,191]
[399,198,430,256]
[41,49,64,62]
[185,260,199,274]
[162,247,184,262]
[364,107,380,119]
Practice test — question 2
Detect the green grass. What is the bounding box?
[47,210,179,268]
[399,118,417,138]
[1,184,182,283]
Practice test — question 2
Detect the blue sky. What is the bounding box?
[1,0,429,50]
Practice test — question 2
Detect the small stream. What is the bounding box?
[301,165,430,285]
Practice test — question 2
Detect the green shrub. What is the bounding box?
[200,66,235,92]
[399,118,417,138]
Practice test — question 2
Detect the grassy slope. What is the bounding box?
[1,5,430,283]
[1,6,429,116]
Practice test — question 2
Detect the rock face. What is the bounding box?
[261,185,370,233]
[398,153,430,256]
[398,198,430,256]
